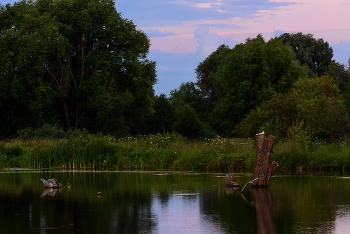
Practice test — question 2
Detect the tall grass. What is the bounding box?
[273,139,350,172]
[1,132,350,172]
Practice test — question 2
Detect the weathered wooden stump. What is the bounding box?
[252,132,279,187]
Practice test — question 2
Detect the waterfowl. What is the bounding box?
[225,174,240,188]
[40,178,59,188]
[97,192,103,197]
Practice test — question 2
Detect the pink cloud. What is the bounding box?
[145,0,350,55]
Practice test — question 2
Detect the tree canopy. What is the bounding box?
[0,0,157,138]
[235,75,349,140]
[195,35,306,136]
[278,32,333,76]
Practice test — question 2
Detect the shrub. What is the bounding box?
[18,124,89,140]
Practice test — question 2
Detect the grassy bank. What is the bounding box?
[1,133,350,172]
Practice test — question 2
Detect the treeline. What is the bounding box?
[1,0,349,141]
[147,33,350,141]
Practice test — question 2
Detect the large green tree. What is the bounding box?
[0,0,156,138]
[278,32,333,76]
[195,35,306,136]
[235,75,349,140]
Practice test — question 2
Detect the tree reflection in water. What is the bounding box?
[1,172,350,233]
[240,188,278,234]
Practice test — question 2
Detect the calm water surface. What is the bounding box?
[0,170,350,233]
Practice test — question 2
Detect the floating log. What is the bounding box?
[252,132,279,187]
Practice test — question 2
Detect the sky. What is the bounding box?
[1,0,350,95]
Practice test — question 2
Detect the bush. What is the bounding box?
[18,124,89,140]
[235,75,350,140]
[287,121,311,145]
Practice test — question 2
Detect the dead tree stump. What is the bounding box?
[252,132,279,187]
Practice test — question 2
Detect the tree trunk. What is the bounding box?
[75,100,79,130]
[62,100,71,129]
[252,132,279,187]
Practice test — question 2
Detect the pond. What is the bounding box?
[0,169,350,233]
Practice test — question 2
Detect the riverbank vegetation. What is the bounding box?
[1,131,350,173]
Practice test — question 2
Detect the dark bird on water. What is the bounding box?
[40,178,59,188]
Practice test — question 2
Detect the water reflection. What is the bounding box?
[152,192,225,233]
[252,188,278,234]
[239,187,278,233]
[0,171,350,233]
[41,188,59,197]
[225,186,240,195]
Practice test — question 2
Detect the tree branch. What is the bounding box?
[85,44,100,60]
[59,58,64,86]
[77,97,89,126]
[44,66,67,98]
[240,177,259,193]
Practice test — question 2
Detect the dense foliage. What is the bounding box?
[140,94,175,135]
[235,75,350,139]
[164,33,349,140]
[180,34,307,137]
[201,35,306,136]
[278,32,333,76]
[0,0,156,138]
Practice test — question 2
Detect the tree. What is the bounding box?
[196,35,306,136]
[329,60,350,90]
[172,105,205,140]
[195,45,231,103]
[169,82,209,122]
[0,0,156,138]
[235,75,350,140]
[141,94,175,134]
[278,32,333,76]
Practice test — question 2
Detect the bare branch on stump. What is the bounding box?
[240,177,258,193]
[252,132,279,187]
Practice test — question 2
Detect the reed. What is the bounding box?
[1,133,350,172]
